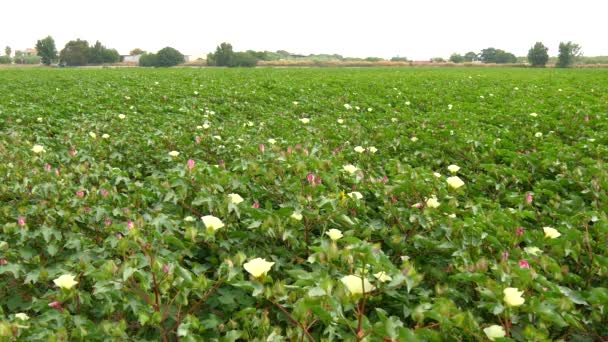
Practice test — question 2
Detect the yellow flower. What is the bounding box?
[341,275,375,295]
[483,325,506,341]
[447,164,460,173]
[337,119,344,124]
[291,212,303,221]
[529,113,538,117]
[118,114,126,119]
[89,132,97,139]
[410,137,418,142]
[503,287,525,307]
[31,144,45,153]
[426,196,440,208]
[433,172,441,178]
[168,151,180,157]
[53,274,78,290]
[243,258,274,278]
[354,146,365,153]
[344,104,352,109]
[391,118,398,122]
[201,215,224,230]
[14,313,30,321]
[213,135,222,140]
[543,227,561,239]
[446,176,465,189]
[374,272,392,283]
[299,118,310,124]
[102,133,110,139]
[368,146,378,153]
[348,191,363,200]
[228,193,244,204]
[343,164,358,174]
[37,117,43,122]
[535,132,543,138]
[524,246,543,256]
[326,229,343,241]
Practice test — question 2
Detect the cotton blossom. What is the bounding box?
[519,260,530,269]
[48,301,63,311]
[89,132,97,139]
[53,274,78,290]
[187,159,195,170]
[32,144,45,153]
[503,287,525,307]
[259,144,265,153]
[446,176,465,189]
[529,113,538,117]
[343,164,358,174]
[18,217,26,226]
[525,193,533,205]
[410,137,418,142]
[118,114,126,119]
[243,258,275,278]
[517,227,524,236]
[354,146,365,153]
[228,193,244,204]
[341,275,375,295]
[374,271,392,283]
[524,246,543,256]
[344,103,352,109]
[368,146,378,153]
[326,229,343,241]
[535,132,543,138]
[291,212,303,221]
[168,151,180,157]
[267,138,277,145]
[348,191,363,200]
[14,313,30,321]
[299,118,310,124]
[543,227,561,239]
[483,325,506,341]
[433,172,441,178]
[337,118,344,124]
[426,196,440,208]
[447,164,460,173]
[202,215,225,230]
[102,133,110,139]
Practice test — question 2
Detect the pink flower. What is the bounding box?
[525,193,533,205]
[287,146,293,154]
[127,220,135,230]
[18,217,26,226]
[502,251,509,261]
[517,227,524,236]
[315,177,322,185]
[116,233,123,240]
[195,136,201,144]
[519,260,530,269]
[0,259,8,265]
[306,173,316,186]
[252,202,260,209]
[391,196,398,204]
[163,264,170,273]
[48,301,63,311]
[105,218,112,226]
[101,189,108,198]
[54,168,60,176]
[85,207,91,213]
[382,176,389,184]
[70,148,77,156]
[259,144,265,153]
[45,164,52,171]
[77,191,85,198]
[187,159,195,170]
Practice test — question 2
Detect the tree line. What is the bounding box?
[2,36,587,68]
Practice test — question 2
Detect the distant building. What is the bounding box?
[121,55,141,63]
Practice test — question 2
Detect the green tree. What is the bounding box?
[463,51,478,62]
[35,36,58,65]
[390,56,408,62]
[211,42,235,66]
[527,42,549,67]
[4,46,11,57]
[230,52,257,67]
[556,41,581,68]
[155,47,184,67]
[138,53,158,67]
[449,53,464,63]
[60,39,90,66]
[480,48,517,64]
[89,41,120,64]
[130,48,145,56]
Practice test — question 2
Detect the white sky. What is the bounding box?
[2,0,606,60]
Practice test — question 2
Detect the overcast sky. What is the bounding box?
[2,0,606,60]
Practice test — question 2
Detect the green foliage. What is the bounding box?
[129,48,145,56]
[155,47,185,67]
[527,42,549,67]
[556,41,582,68]
[209,42,235,67]
[480,48,517,64]
[0,56,11,64]
[138,53,159,67]
[463,51,478,62]
[35,36,58,66]
[88,41,120,64]
[390,56,408,62]
[0,68,607,340]
[431,57,446,63]
[364,57,384,62]
[231,52,257,67]
[4,46,10,57]
[13,54,41,65]
[59,39,90,66]
[449,53,464,63]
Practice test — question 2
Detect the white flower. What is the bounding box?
[102,134,110,139]
[448,213,456,218]
[447,164,460,173]
[348,192,363,200]
[326,229,343,241]
[243,258,274,278]
[529,113,538,117]
[433,172,441,178]
[168,151,180,157]
[410,137,418,142]
[299,118,310,124]
[37,117,43,122]
[391,118,398,122]
[246,121,254,127]
[184,216,196,222]
[196,125,203,130]
[405,101,410,106]
[228,193,244,204]
[213,135,222,141]
[558,88,562,92]
[524,246,543,256]
[341,275,375,295]
[203,123,210,129]
[337,119,344,124]
[89,132,97,139]
[368,146,378,153]
[118,114,126,119]
[354,146,365,153]
[374,271,392,283]
[367,108,373,112]
[291,212,303,220]
[267,138,277,145]
[355,106,360,110]
[194,91,199,95]
[426,196,440,208]
[514,87,519,90]
[292,101,299,105]
[54,274,78,290]
[503,287,525,307]
[31,145,45,153]
[483,325,506,341]
[479,95,485,99]
[535,132,543,138]
[343,164,358,174]
[446,176,465,189]
[201,215,224,230]
[344,104,352,109]
[543,227,561,239]
[14,313,30,321]
[448,104,453,110]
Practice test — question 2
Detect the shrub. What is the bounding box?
[556,41,582,68]
[230,52,257,67]
[0,56,11,64]
[155,47,184,67]
[139,53,158,67]
[527,42,549,67]
[60,39,90,66]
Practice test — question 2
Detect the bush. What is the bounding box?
[60,39,90,66]
[556,41,581,68]
[155,47,184,67]
[230,52,257,67]
[139,53,158,67]
[0,56,11,64]
[527,42,549,67]
[449,53,464,63]
[13,55,41,64]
